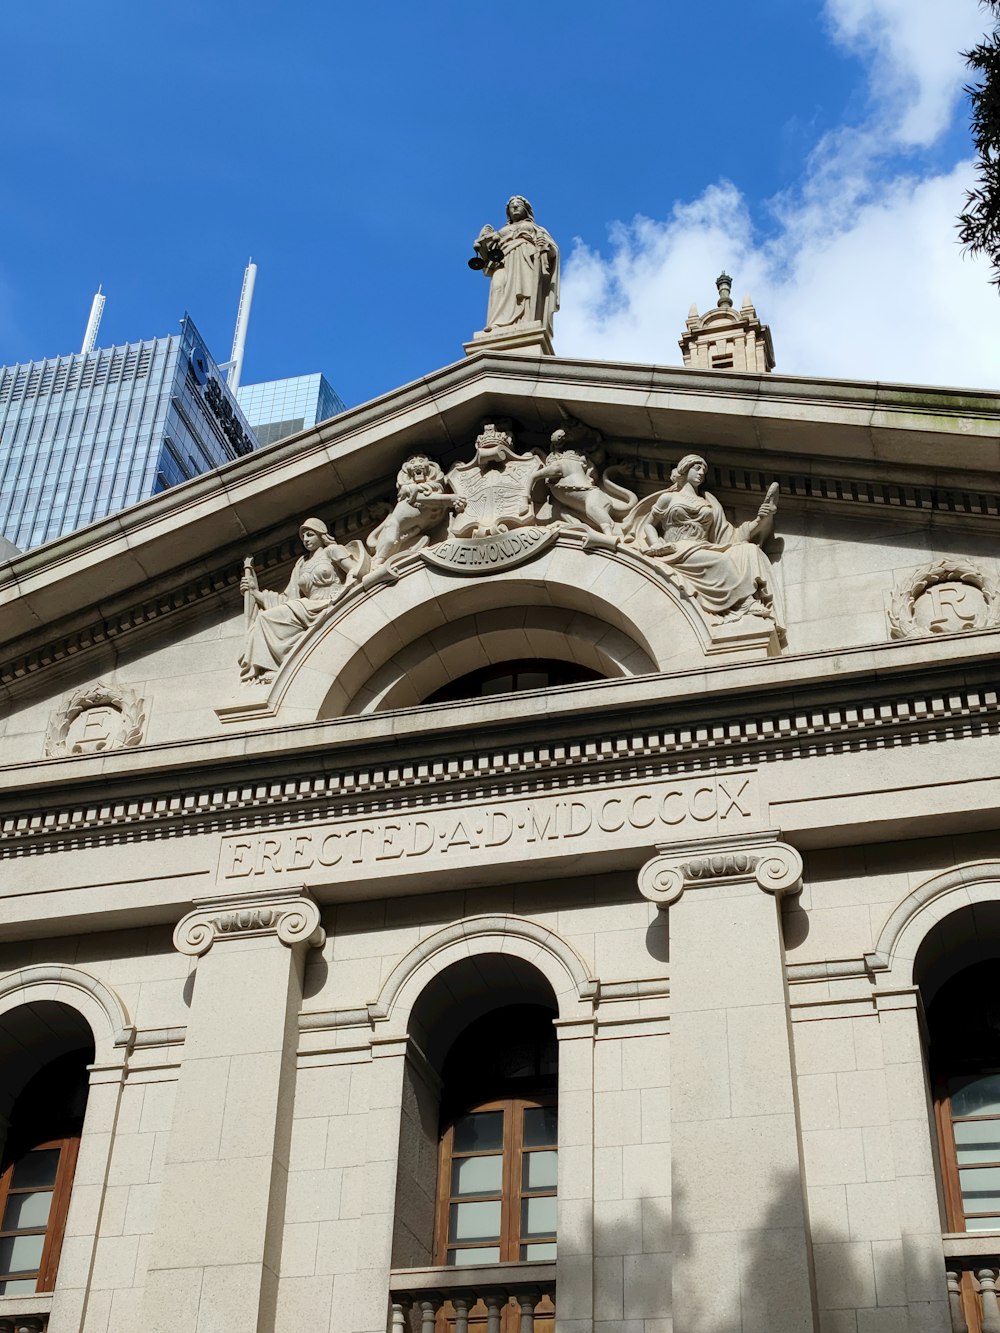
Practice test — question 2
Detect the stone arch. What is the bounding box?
[872,861,1000,987]
[372,913,597,1037]
[347,605,652,712]
[261,537,711,722]
[0,964,132,1067]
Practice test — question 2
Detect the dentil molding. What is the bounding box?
[173,886,325,956]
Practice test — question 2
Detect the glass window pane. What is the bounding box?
[3,1190,52,1230]
[517,673,548,691]
[523,1106,557,1147]
[521,1195,557,1238]
[11,1149,60,1189]
[520,1241,557,1260]
[955,1120,1000,1165]
[523,1150,558,1192]
[966,1215,1000,1230]
[960,1165,1000,1213]
[0,1231,45,1275]
[452,1112,503,1154]
[481,675,515,696]
[0,1277,38,1294]
[452,1154,502,1197]
[449,1200,502,1243]
[951,1075,1000,1118]
[449,1245,501,1266]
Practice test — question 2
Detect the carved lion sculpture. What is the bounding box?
[367,455,466,565]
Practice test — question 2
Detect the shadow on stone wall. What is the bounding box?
[586,1169,949,1331]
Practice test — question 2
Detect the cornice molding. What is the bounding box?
[620,455,1000,524]
[1,672,996,854]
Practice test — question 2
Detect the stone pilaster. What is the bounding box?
[640,832,816,1333]
[139,888,324,1333]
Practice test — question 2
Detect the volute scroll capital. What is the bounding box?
[638,832,802,910]
[173,887,325,957]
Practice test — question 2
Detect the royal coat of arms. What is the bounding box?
[446,421,543,538]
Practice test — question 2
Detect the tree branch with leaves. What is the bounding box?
[959,0,1000,287]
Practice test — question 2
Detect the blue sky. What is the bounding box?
[0,1,994,404]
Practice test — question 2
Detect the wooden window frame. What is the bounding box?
[434,1094,557,1267]
[0,1133,81,1294]
[934,1076,1000,1333]
[934,1075,1000,1232]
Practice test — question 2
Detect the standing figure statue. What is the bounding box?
[625,455,784,636]
[471,196,559,341]
[239,518,367,682]
[366,456,466,565]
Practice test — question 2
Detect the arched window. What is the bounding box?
[928,961,1000,1233]
[435,1006,558,1267]
[424,659,602,704]
[390,959,560,1330]
[428,1005,557,1331]
[0,1048,92,1294]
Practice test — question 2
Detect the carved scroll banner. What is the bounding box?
[217,769,762,888]
[422,527,557,574]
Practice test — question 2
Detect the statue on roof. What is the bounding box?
[469,196,559,348]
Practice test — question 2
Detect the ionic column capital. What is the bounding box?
[638,831,803,909]
[173,886,325,956]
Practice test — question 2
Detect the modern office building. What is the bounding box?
[237,372,346,446]
[3,268,1000,1333]
[0,316,258,551]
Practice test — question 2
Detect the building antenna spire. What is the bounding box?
[228,259,257,391]
[81,285,106,355]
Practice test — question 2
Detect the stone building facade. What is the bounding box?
[0,343,999,1333]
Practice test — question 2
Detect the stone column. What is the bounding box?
[139,887,324,1333]
[874,988,950,1330]
[640,832,817,1333]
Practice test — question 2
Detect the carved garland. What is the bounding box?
[43,681,146,758]
[888,558,1000,640]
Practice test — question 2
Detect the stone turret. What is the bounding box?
[679,271,775,373]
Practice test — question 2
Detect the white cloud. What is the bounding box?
[825,0,985,146]
[560,163,1000,389]
[558,0,1000,390]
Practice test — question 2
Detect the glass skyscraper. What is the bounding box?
[237,373,345,447]
[0,315,258,551]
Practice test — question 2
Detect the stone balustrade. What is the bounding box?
[389,1260,555,1332]
[944,1239,1000,1333]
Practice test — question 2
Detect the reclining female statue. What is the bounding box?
[625,454,784,636]
[239,518,367,682]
